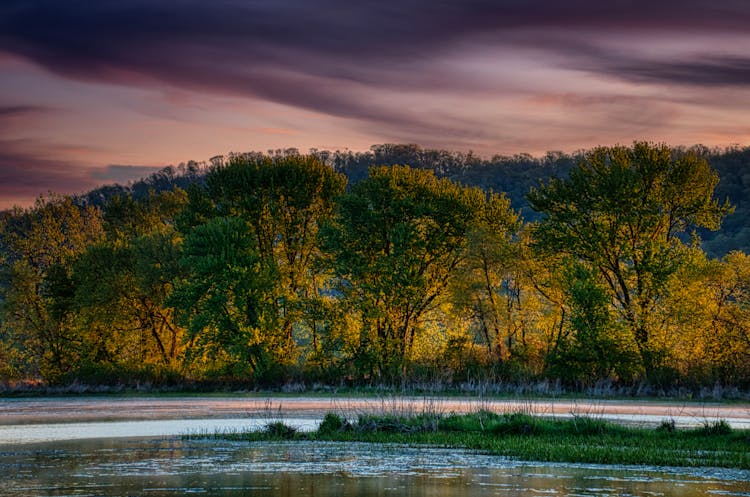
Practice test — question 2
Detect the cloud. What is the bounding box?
[0,104,56,128]
[0,140,165,209]
[601,55,750,87]
[0,0,749,197]
[0,104,51,117]
[2,0,749,129]
[1,1,748,208]
[0,141,96,204]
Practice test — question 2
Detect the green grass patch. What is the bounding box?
[437,411,628,437]
[198,411,750,469]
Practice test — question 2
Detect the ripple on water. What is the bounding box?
[1,440,749,497]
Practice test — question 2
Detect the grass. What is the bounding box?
[4,380,750,402]
[201,411,750,469]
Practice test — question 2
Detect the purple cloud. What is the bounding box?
[0,142,96,201]
[0,139,165,209]
[0,105,51,117]
[1,0,749,126]
[603,55,750,87]
[1,0,749,208]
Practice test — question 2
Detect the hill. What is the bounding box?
[14,143,747,258]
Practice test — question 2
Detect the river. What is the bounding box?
[1,395,749,496]
[1,395,749,438]
[2,438,749,496]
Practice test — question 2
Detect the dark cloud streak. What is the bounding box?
[0,142,97,200]
[605,55,750,87]
[0,143,165,208]
[0,105,52,117]
[2,1,750,110]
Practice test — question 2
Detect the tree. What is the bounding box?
[103,188,188,241]
[546,261,640,384]
[72,232,185,370]
[708,251,750,385]
[170,216,277,378]
[0,194,104,382]
[175,155,346,377]
[670,250,750,386]
[58,190,189,383]
[322,165,511,382]
[449,196,523,360]
[527,142,731,374]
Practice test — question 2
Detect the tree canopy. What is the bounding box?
[1,146,748,392]
[527,142,732,374]
[322,165,518,382]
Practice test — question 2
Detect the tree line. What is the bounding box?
[1,142,748,391]
[77,143,750,257]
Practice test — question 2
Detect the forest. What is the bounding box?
[1,141,749,393]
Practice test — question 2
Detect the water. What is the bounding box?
[2,438,749,496]
[1,397,749,496]
[0,418,319,445]
[3,396,749,429]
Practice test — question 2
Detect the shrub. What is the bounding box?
[356,413,439,433]
[564,416,613,435]
[318,413,350,434]
[438,410,502,432]
[656,418,676,433]
[696,419,732,436]
[264,421,298,439]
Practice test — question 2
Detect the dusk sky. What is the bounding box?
[2,0,750,208]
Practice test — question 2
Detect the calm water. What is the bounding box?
[0,417,320,445]
[3,396,749,429]
[2,438,749,497]
[2,397,749,496]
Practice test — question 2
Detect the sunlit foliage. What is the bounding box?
[321,165,517,383]
[1,145,748,390]
[0,194,104,382]
[171,154,346,381]
[528,143,731,376]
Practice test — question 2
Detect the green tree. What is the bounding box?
[174,155,346,378]
[170,216,277,378]
[0,194,104,382]
[322,165,508,382]
[449,196,523,359]
[58,190,189,383]
[103,189,189,241]
[527,142,731,374]
[547,262,640,384]
[72,233,185,370]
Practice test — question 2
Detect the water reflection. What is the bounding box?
[2,439,749,496]
[3,396,749,429]
[0,417,319,445]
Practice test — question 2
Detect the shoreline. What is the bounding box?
[1,394,748,428]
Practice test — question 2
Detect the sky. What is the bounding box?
[1,0,750,209]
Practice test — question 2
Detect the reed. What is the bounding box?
[207,410,750,469]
